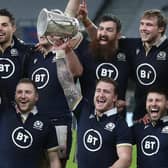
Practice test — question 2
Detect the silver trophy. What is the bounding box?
[37,8,79,39]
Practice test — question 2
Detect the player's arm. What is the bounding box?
[64,43,83,77]
[109,145,132,168]
[55,49,82,111]
[77,0,97,40]
[64,0,80,17]
[52,38,83,77]
[48,150,61,168]
[64,0,84,50]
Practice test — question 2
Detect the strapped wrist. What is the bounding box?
[82,17,92,28]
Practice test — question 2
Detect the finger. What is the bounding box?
[82,0,86,7]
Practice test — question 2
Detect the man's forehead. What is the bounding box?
[147,92,166,99]
[16,83,34,90]
[0,15,10,23]
[99,21,116,26]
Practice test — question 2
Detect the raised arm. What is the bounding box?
[54,48,82,111]
[62,40,83,77]
[77,0,97,40]
[64,0,80,17]
[64,0,97,40]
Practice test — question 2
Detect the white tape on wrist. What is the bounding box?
[55,50,66,59]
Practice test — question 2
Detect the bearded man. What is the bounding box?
[75,15,130,117]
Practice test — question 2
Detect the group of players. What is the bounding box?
[0,0,168,168]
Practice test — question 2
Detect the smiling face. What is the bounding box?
[146,92,168,121]
[0,15,16,46]
[94,80,118,115]
[15,83,38,114]
[139,16,164,45]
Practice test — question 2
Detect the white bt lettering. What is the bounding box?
[101,68,114,78]
[16,132,29,143]
[35,74,46,82]
[0,64,10,72]
[87,134,98,145]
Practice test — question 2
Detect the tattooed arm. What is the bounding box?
[56,50,82,111]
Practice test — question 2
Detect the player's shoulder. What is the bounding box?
[119,37,141,48]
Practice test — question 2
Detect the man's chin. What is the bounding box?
[18,107,29,113]
[96,107,105,113]
[141,37,149,42]
[150,116,160,121]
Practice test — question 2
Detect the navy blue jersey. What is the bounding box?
[0,36,31,104]
[132,118,168,168]
[74,99,132,168]
[123,38,168,120]
[27,51,71,119]
[0,105,58,168]
[75,38,130,104]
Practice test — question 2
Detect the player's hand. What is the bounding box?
[137,113,151,125]
[35,36,52,55]
[77,0,88,22]
[116,100,127,112]
[46,35,72,53]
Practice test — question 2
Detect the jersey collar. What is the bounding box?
[95,107,117,118]
[16,106,38,115]
[160,115,168,122]
[143,34,167,49]
[154,35,167,47]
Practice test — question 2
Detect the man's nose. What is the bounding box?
[20,92,26,98]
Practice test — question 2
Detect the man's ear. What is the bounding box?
[166,100,168,109]
[35,93,39,102]
[158,27,165,34]
[12,25,16,33]
[113,94,118,103]
[117,32,121,39]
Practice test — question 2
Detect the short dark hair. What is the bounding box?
[0,8,15,26]
[96,78,119,95]
[16,78,38,94]
[147,85,168,100]
[98,14,122,33]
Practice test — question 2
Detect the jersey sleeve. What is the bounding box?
[45,122,59,152]
[115,117,133,146]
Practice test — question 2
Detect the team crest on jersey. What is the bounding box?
[10,48,19,56]
[156,51,167,60]
[33,120,43,130]
[161,126,168,134]
[117,52,126,61]
[104,122,115,132]
[12,127,33,149]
